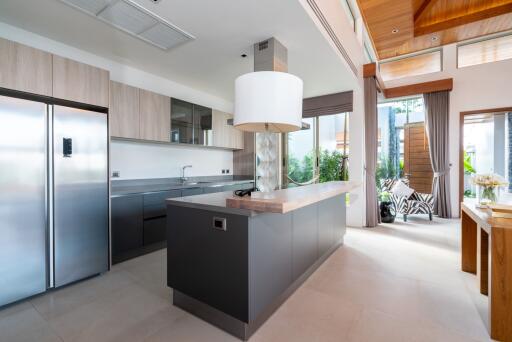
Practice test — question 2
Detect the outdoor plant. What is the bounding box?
[288,153,314,183]
[288,149,348,184]
[319,149,343,182]
[379,191,391,202]
[463,151,476,174]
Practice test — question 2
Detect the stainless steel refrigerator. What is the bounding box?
[0,93,109,307]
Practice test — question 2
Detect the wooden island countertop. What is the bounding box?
[226,181,360,214]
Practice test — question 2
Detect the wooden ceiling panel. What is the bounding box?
[358,0,512,60]
[417,0,512,26]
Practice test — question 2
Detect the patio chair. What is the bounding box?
[380,179,434,222]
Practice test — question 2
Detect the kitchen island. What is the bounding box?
[166,181,358,340]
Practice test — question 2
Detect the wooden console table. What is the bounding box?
[461,202,512,341]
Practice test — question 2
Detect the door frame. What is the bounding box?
[459,107,512,210]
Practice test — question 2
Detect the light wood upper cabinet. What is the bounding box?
[139,89,171,142]
[0,38,52,96]
[109,81,140,139]
[52,55,109,107]
[212,110,244,149]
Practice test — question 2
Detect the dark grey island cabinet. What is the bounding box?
[166,183,353,341]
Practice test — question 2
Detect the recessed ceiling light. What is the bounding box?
[391,28,399,34]
[431,35,439,41]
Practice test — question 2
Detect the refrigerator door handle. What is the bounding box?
[47,105,55,289]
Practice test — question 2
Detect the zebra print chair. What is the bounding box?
[380,179,434,222]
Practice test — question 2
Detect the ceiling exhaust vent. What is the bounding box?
[59,0,194,51]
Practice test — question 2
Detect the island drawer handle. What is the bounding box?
[212,217,227,231]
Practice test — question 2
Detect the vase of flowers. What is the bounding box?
[471,174,508,207]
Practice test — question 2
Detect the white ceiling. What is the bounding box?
[0,0,356,102]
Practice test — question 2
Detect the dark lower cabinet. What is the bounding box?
[203,186,223,194]
[111,182,254,264]
[182,187,203,196]
[143,217,167,246]
[111,194,143,264]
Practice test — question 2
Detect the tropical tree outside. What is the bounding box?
[288,149,347,184]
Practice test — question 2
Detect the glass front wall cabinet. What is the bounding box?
[193,104,212,146]
[171,99,193,144]
[171,99,212,145]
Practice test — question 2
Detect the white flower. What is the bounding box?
[471,173,508,187]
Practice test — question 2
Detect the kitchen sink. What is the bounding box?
[181,181,212,186]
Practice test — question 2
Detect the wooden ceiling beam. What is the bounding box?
[414,0,437,23]
[383,78,453,98]
[363,63,376,78]
[363,63,385,94]
[414,3,512,37]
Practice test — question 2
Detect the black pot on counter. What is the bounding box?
[379,201,395,223]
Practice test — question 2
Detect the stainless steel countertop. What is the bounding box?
[111,178,254,197]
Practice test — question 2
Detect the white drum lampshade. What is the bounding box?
[233,71,303,193]
[234,71,303,133]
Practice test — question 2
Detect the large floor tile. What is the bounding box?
[30,269,135,321]
[252,287,362,342]
[0,302,62,342]
[143,314,239,342]
[48,283,173,342]
[346,308,487,342]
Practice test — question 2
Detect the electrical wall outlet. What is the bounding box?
[226,169,230,174]
[222,169,226,174]
[112,171,120,178]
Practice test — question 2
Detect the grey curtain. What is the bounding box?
[364,77,379,227]
[423,91,452,218]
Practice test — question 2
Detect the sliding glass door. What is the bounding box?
[319,113,349,183]
[284,113,350,188]
[285,118,316,187]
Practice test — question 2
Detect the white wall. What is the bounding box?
[384,44,512,217]
[0,22,235,180]
[111,141,233,180]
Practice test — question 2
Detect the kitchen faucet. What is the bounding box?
[181,165,192,182]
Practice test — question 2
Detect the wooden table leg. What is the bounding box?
[461,210,477,274]
[490,226,512,341]
[477,227,489,295]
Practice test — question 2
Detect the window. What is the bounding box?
[379,50,442,81]
[287,118,316,186]
[377,98,425,185]
[340,0,355,32]
[285,113,350,187]
[458,33,512,68]
[318,113,349,183]
[364,43,374,63]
